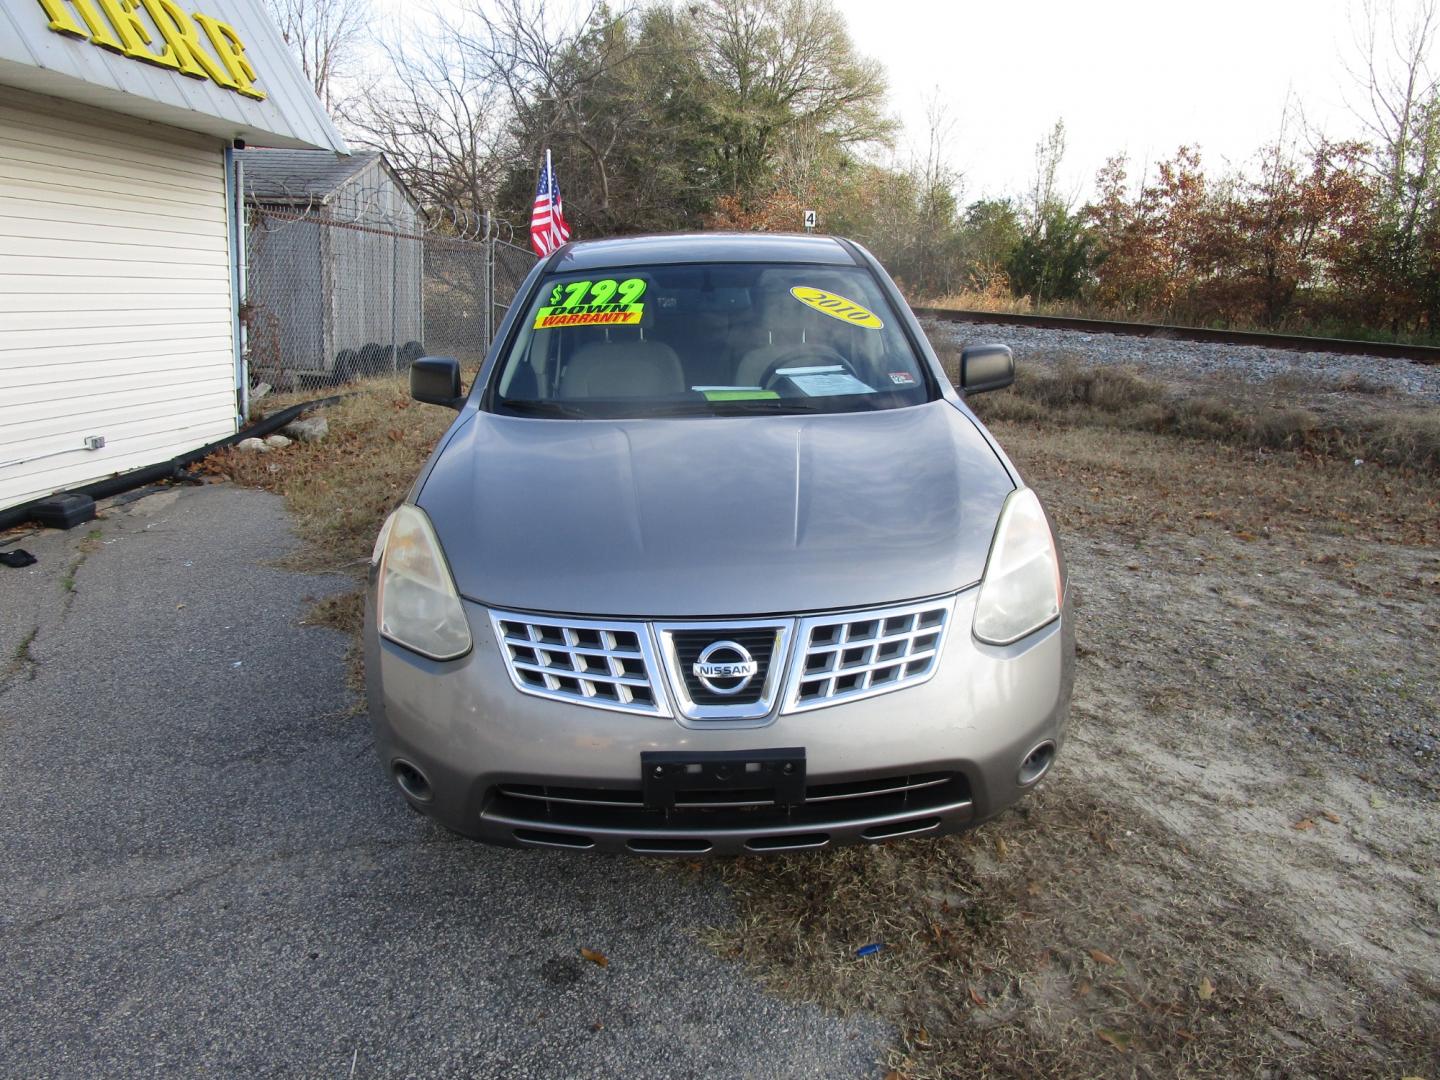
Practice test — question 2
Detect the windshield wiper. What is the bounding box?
[498,398,592,418]
[705,398,835,414]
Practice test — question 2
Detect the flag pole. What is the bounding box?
[545,147,552,186]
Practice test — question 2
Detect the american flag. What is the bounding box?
[529,149,570,256]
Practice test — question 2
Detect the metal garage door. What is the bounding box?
[0,88,237,511]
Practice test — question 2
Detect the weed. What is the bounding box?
[59,557,82,594]
[3,626,39,682]
[11,627,37,665]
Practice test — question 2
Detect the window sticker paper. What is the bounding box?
[534,278,647,328]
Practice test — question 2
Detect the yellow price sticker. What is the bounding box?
[789,287,884,330]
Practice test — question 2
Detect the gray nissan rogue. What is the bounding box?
[364,233,1074,854]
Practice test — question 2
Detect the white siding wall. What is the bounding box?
[0,90,237,511]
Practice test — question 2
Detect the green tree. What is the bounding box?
[693,0,893,202]
[1007,204,1093,302]
[957,198,1023,291]
[1009,120,1092,302]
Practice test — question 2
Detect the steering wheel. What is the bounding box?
[758,344,859,390]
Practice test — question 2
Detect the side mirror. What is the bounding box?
[410,356,463,409]
[959,344,1015,394]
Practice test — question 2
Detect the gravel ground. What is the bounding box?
[0,484,889,1078]
[926,318,1440,402]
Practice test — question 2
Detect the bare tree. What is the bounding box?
[1346,0,1440,327]
[448,0,644,218]
[1027,118,1070,223]
[1348,1,1439,209]
[343,30,510,233]
[264,0,370,110]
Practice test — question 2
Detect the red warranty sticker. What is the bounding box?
[888,372,916,385]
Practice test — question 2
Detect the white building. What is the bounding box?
[0,0,347,513]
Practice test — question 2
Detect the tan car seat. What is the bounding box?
[557,317,685,399]
[734,286,807,386]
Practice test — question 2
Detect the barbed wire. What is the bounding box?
[240,173,528,244]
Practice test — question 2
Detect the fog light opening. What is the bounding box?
[392,759,433,802]
[1018,741,1056,787]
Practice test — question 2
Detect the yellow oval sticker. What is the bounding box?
[789,286,884,330]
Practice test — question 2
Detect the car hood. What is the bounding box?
[418,401,1014,618]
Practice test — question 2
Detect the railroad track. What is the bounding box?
[913,307,1440,366]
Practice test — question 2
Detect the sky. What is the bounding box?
[838,0,1369,202]
[363,0,1433,204]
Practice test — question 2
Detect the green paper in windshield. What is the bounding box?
[700,389,781,402]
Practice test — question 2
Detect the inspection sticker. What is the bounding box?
[888,371,916,385]
[534,278,647,329]
[790,286,884,329]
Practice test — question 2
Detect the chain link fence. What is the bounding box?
[242,206,535,390]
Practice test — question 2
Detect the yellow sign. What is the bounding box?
[36,0,266,100]
[790,286,884,330]
[534,308,644,329]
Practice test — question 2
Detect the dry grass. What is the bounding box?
[203,372,1440,1078]
[204,375,454,640]
[708,782,1434,1079]
[935,348,1440,473]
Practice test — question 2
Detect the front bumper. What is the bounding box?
[364,587,1075,855]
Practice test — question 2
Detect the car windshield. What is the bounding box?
[488,261,934,418]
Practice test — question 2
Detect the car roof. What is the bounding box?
[550,232,859,271]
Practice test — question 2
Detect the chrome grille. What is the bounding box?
[656,620,792,723]
[489,610,668,716]
[784,598,954,712]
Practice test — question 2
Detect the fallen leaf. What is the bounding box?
[1097,1028,1133,1051]
[1321,811,1341,824]
[969,986,986,1007]
[1089,948,1118,967]
[994,836,1009,859]
[579,947,608,968]
[1292,818,1316,831]
[1076,979,1092,997]
[1198,976,1215,1001]
[1026,880,1042,897]
[883,1072,904,1080]
[1176,1028,1196,1041]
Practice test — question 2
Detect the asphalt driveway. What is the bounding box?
[0,483,886,1078]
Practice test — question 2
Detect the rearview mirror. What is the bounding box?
[959,344,1015,394]
[410,357,463,409]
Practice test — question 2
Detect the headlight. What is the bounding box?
[972,488,1062,645]
[374,504,472,660]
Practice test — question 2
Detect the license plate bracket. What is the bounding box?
[641,747,806,811]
